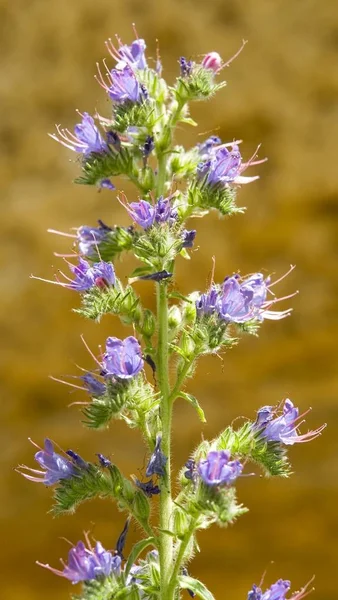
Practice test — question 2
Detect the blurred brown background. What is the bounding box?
[1,0,338,598]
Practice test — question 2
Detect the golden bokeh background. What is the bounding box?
[1,0,338,598]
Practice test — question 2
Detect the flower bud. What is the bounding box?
[179,331,196,361]
[202,52,222,72]
[183,295,198,324]
[168,305,182,331]
[173,506,189,537]
[139,165,155,191]
[140,309,156,338]
[133,490,151,522]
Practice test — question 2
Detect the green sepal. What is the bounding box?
[168,146,201,181]
[82,374,158,431]
[74,147,134,187]
[137,68,169,104]
[113,101,157,134]
[72,576,121,600]
[84,226,135,263]
[179,391,206,423]
[132,223,184,270]
[174,66,226,103]
[74,280,142,325]
[216,422,292,477]
[187,180,245,218]
[52,461,149,519]
[179,575,216,600]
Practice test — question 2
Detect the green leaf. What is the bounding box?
[179,392,206,423]
[179,116,198,126]
[179,575,215,600]
[168,291,192,302]
[128,265,153,278]
[124,537,156,578]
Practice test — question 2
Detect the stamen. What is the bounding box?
[80,334,102,368]
[269,264,296,287]
[47,229,77,239]
[132,22,139,39]
[221,39,248,70]
[49,375,88,392]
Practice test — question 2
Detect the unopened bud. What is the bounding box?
[141,309,156,337]
[168,305,182,331]
[133,489,150,522]
[202,52,222,73]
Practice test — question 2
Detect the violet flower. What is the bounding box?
[77,222,113,257]
[247,577,313,600]
[126,199,156,228]
[197,143,266,187]
[49,113,108,155]
[97,454,111,468]
[106,37,148,70]
[37,539,120,584]
[198,450,243,486]
[146,434,168,477]
[196,286,220,317]
[197,136,222,158]
[253,399,326,446]
[96,64,145,104]
[179,56,194,76]
[143,135,155,158]
[125,197,176,229]
[102,336,144,379]
[81,373,106,397]
[18,439,75,486]
[181,229,196,249]
[197,267,296,323]
[135,478,161,497]
[33,258,115,292]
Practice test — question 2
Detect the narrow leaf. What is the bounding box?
[180,392,206,423]
[179,575,215,600]
[124,537,156,578]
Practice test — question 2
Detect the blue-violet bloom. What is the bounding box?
[126,199,156,228]
[197,142,266,187]
[197,268,296,323]
[49,113,108,155]
[247,577,313,600]
[146,434,168,477]
[81,373,106,397]
[77,222,113,256]
[179,56,194,76]
[198,450,243,486]
[106,37,148,70]
[33,258,115,292]
[96,64,145,104]
[181,229,196,248]
[18,439,75,485]
[254,399,326,446]
[102,336,144,379]
[37,539,121,584]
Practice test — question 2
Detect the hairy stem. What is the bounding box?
[157,282,174,599]
[167,518,197,597]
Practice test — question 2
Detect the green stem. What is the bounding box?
[157,282,174,599]
[156,152,168,196]
[156,98,186,197]
[167,518,197,597]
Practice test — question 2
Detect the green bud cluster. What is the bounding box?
[174,66,226,103]
[82,374,159,434]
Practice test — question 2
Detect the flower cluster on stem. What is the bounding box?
[19,30,325,600]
